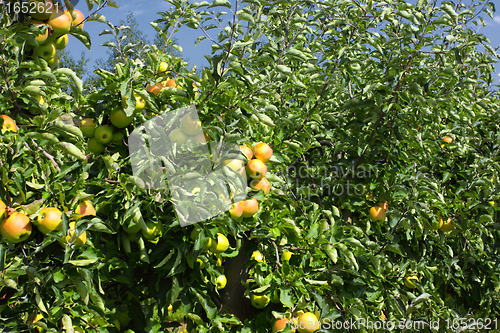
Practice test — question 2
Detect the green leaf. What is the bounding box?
[324,245,338,264]
[208,0,231,8]
[53,68,83,96]
[72,278,89,305]
[54,142,86,160]
[412,292,431,306]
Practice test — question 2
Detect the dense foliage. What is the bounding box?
[0,0,499,332]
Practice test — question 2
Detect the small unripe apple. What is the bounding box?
[94,126,114,144]
[112,131,125,145]
[159,61,168,73]
[110,109,133,128]
[53,34,68,49]
[215,274,227,289]
[169,128,188,145]
[79,118,96,137]
[88,137,105,154]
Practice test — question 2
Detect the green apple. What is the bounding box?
[88,137,105,154]
[47,54,58,68]
[250,294,270,309]
[168,128,188,145]
[123,222,141,234]
[33,42,56,61]
[80,118,96,138]
[215,275,227,289]
[53,34,68,50]
[159,61,168,73]
[112,131,125,145]
[141,221,163,240]
[110,109,133,128]
[94,126,114,144]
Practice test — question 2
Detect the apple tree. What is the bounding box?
[1,0,500,332]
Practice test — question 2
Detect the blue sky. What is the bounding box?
[68,0,500,83]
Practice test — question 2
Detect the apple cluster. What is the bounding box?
[146,61,200,98]
[228,142,273,219]
[27,1,86,68]
[187,230,229,290]
[0,198,94,247]
[79,92,146,154]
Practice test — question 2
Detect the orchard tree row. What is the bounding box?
[0,0,500,332]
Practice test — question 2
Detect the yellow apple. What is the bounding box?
[121,93,146,113]
[62,221,86,247]
[1,115,17,133]
[215,275,227,289]
[273,318,290,333]
[180,112,202,136]
[439,216,453,232]
[159,61,168,73]
[443,136,453,143]
[29,20,50,44]
[47,9,72,38]
[209,233,229,254]
[229,202,243,218]
[282,250,293,261]
[72,9,85,28]
[251,250,264,262]
[239,145,254,160]
[0,199,6,220]
[250,177,271,194]
[254,142,273,162]
[146,83,164,95]
[241,198,259,218]
[250,294,270,309]
[297,312,320,333]
[0,211,32,243]
[369,206,386,221]
[246,159,268,180]
[36,207,62,234]
[74,200,96,219]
